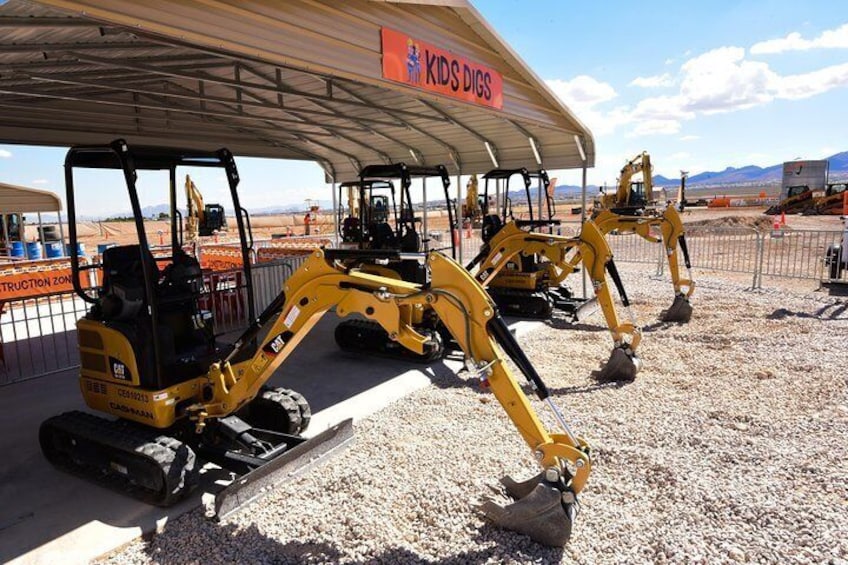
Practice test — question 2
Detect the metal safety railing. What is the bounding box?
[0,256,307,386]
[462,222,844,291]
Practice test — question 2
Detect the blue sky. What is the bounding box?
[1,0,847,213]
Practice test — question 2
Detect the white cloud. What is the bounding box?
[627,119,682,137]
[629,73,674,88]
[0,149,11,158]
[751,23,848,54]
[545,76,628,136]
[31,179,49,185]
[546,42,848,141]
[664,58,675,66]
[545,76,616,107]
[678,47,776,113]
[773,62,848,99]
[680,135,700,141]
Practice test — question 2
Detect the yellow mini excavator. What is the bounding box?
[595,151,654,214]
[589,164,695,323]
[40,140,590,547]
[185,174,226,242]
[332,164,457,362]
[591,205,695,322]
[465,168,643,382]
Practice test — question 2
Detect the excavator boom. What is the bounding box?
[468,219,642,382]
[592,205,695,322]
[197,248,592,546]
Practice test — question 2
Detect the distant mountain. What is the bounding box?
[652,151,848,187]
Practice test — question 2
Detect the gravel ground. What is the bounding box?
[99,268,847,564]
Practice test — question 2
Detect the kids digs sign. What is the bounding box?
[381,27,503,110]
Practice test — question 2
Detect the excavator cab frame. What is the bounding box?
[64,139,257,389]
[481,168,559,242]
[337,179,396,245]
[358,163,457,259]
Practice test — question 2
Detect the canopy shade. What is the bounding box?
[0,0,594,180]
[0,182,62,213]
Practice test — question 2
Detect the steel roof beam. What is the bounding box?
[506,118,543,165]
[0,41,159,53]
[154,79,383,164]
[17,71,407,130]
[241,63,416,159]
[330,79,462,170]
[0,57,231,73]
[0,101,338,138]
[134,85,347,175]
[67,52,451,124]
[0,17,97,27]
[0,84,368,133]
[238,63,402,166]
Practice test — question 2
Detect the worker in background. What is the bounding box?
[304,211,312,236]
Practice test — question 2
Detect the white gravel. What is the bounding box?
[99,268,848,564]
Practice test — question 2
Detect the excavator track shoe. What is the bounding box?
[39,410,198,506]
[592,347,641,383]
[214,418,354,521]
[661,294,693,323]
[335,319,445,362]
[237,387,311,435]
[489,288,554,319]
[480,472,576,547]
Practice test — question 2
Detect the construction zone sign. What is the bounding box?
[381,27,503,109]
[0,259,92,300]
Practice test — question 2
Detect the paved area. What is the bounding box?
[0,316,537,564]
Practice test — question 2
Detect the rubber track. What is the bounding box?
[488,288,554,319]
[335,319,444,363]
[39,410,197,506]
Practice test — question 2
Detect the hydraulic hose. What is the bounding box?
[605,258,630,307]
[678,235,692,269]
[486,315,550,401]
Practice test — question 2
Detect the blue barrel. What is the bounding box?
[45,242,64,258]
[26,242,42,260]
[75,242,86,257]
[97,243,116,254]
[9,241,25,258]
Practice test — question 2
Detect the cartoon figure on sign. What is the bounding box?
[406,38,421,84]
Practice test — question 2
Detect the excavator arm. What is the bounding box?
[592,206,695,322]
[468,220,642,382]
[185,174,204,242]
[193,248,591,546]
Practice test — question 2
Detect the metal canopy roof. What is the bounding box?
[0,0,594,180]
[0,182,63,212]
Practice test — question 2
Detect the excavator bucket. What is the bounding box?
[661,294,693,323]
[480,472,577,547]
[214,419,354,520]
[592,346,641,383]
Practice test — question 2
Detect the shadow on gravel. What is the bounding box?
[548,380,625,396]
[640,320,677,333]
[768,303,848,320]
[142,521,563,565]
[543,318,608,332]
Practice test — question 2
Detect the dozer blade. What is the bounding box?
[592,346,641,383]
[661,294,693,323]
[480,472,576,547]
[214,418,354,521]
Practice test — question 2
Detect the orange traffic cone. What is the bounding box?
[780,211,787,226]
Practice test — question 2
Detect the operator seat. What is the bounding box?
[98,245,219,389]
[482,214,503,243]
